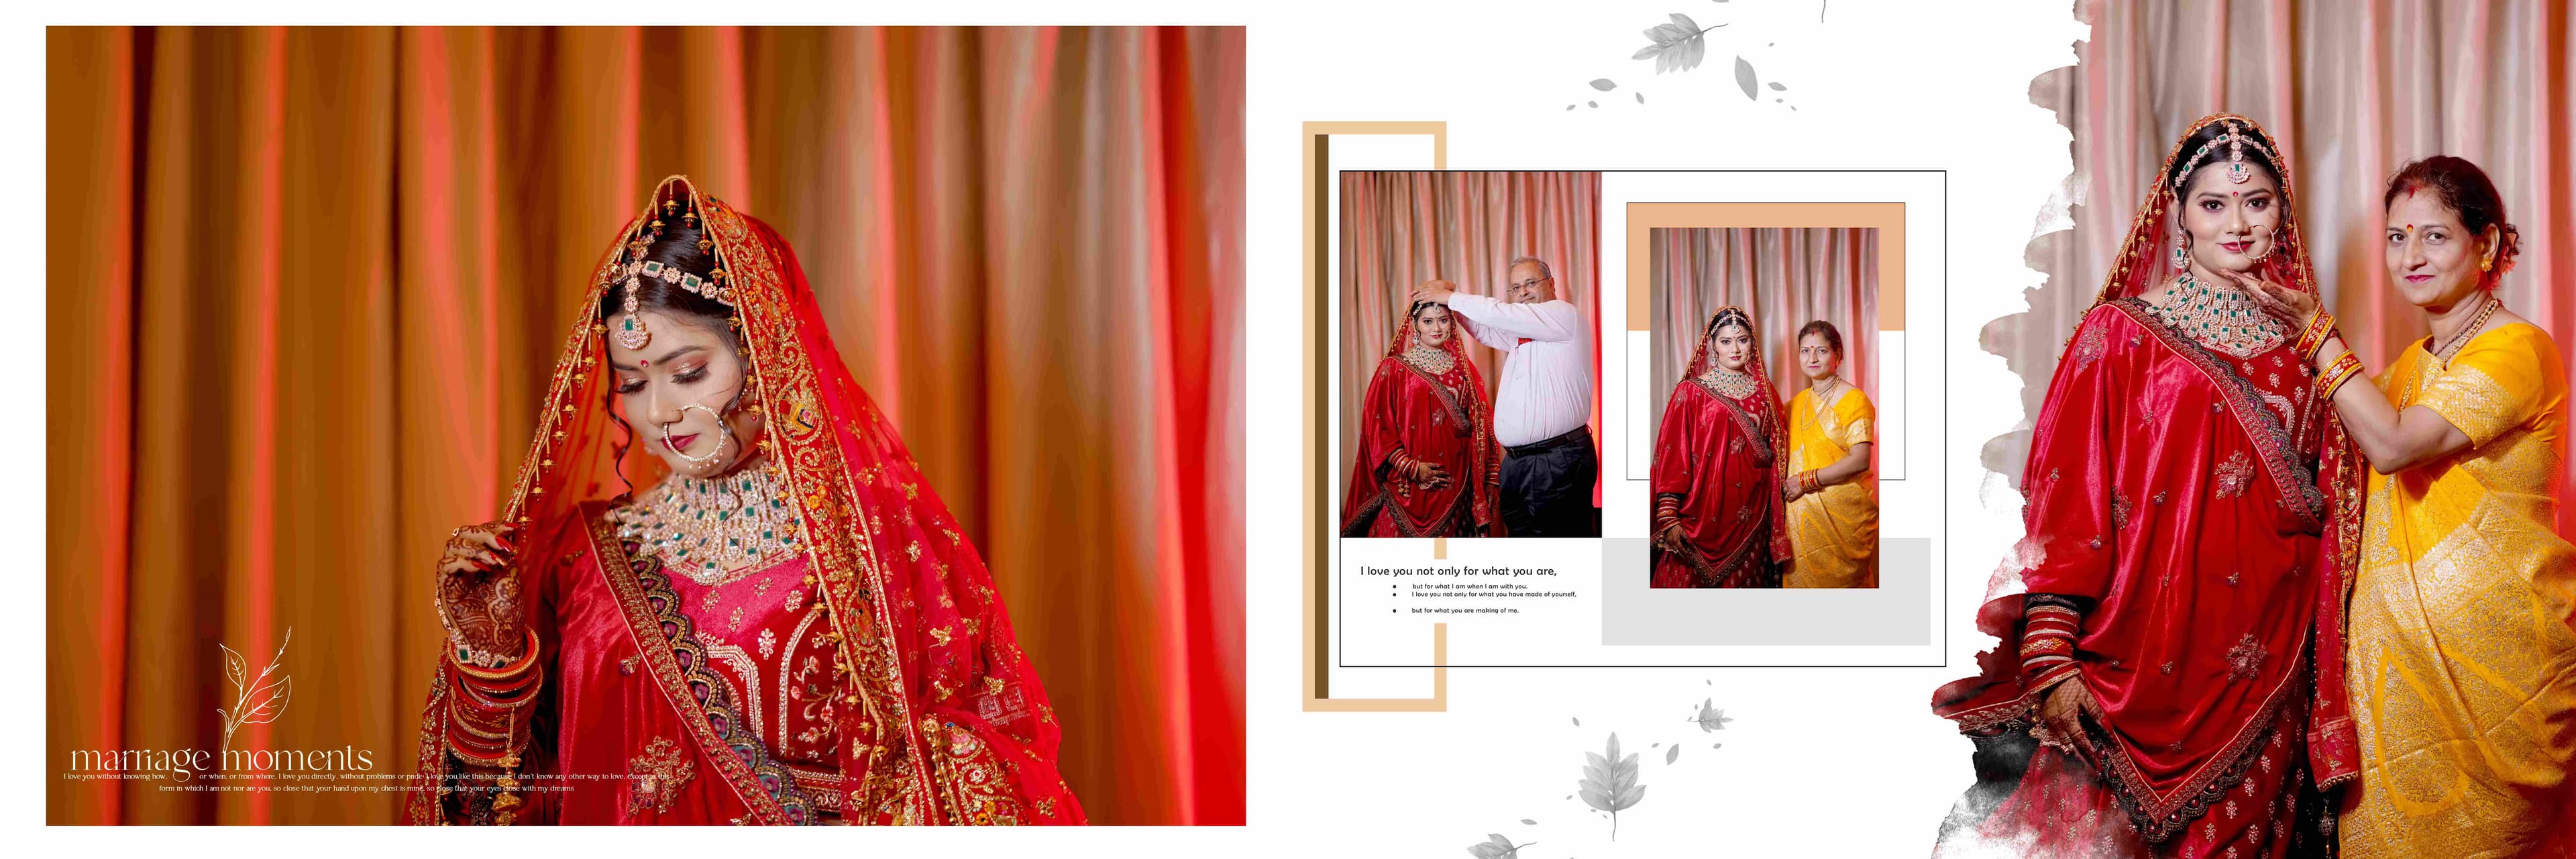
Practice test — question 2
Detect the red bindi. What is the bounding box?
[640,358,650,368]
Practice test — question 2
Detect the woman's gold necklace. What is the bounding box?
[2149,271,2286,358]
[2432,295,2501,366]
[1402,342,1455,374]
[1809,376,1844,421]
[610,465,801,585]
[1702,365,1759,399]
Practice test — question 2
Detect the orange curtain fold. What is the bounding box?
[46,25,1245,826]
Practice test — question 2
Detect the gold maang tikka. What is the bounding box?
[606,195,735,351]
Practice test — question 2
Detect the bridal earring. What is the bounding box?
[2171,228,2190,270]
[664,403,731,466]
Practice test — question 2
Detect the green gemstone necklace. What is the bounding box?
[610,466,801,586]
[2149,271,2285,358]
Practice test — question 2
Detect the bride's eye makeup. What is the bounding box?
[674,364,709,385]
[616,376,648,395]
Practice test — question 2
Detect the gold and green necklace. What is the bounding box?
[610,466,801,585]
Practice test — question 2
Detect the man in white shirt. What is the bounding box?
[1409,256,1600,537]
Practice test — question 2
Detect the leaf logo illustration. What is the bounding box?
[1577,732,1646,840]
[1466,833,1534,858]
[1631,13,1723,74]
[1689,698,1734,732]
[216,627,293,758]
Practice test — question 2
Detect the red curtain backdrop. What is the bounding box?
[1648,227,1880,444]
[46,26,1244,825]
[1336,170,1603,507]
[2006,0,2573,529]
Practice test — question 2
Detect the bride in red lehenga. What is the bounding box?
[407,176,1084,825]
[1930,115,2366,857]
[1341,300,1505,538]
[1650,306,1791,589]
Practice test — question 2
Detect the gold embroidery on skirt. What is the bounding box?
[627,736,696,815]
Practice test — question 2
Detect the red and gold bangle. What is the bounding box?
[448,709,531,769]
[451,628,541,680]
[460,668,543,710]
[2294,311,2339,364]
[2315,350,2365,400]
[2019,603,2081,681]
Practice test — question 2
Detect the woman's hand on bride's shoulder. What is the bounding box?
[436,521,527,658]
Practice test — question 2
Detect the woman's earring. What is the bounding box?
[2171,228,2190,270]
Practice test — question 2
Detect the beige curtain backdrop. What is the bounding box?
[1335,170,1602,505]
[2001,0,2575,535]
[1649,228,1880,442]
[47,26,1244,825]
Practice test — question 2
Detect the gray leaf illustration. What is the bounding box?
[1666,744,1681,764]
[1634,12,1722,74]
[1635,93,1645,103]
[1521,819,1537,825]
[1690,699,1734,732]
[1572,717,1580,726]
[1589,79,1617,91]
[1468,833,1534,858]
[1733,56,1759,99]
[1768,82,1787,91]
[1576,733,1645,840]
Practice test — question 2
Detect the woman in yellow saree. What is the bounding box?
[2245,155,2573,857]
[1780,320,1877,589]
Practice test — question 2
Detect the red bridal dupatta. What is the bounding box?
[1340,305,1504,538]
[1931,115,2365,851]
[405,176,1083,825]
[1650,307,1792,589]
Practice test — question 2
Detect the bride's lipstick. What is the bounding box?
[666,433,700,452]
[2218,241,2249,254]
